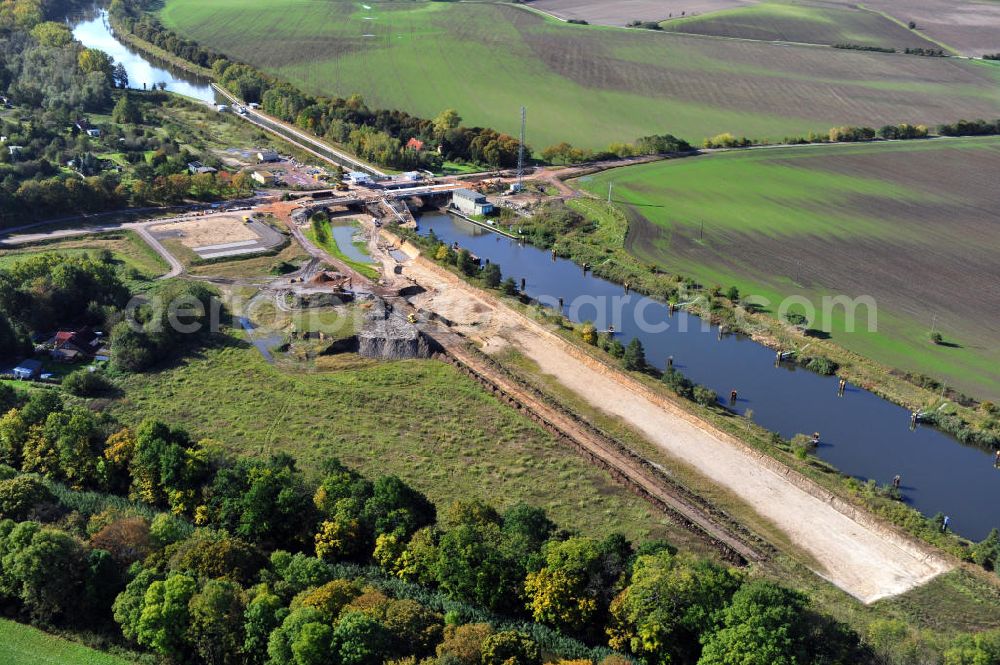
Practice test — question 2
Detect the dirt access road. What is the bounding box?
[399,248,952,604]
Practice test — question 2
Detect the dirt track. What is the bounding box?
[399,248,953,603]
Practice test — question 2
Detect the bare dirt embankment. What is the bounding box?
[396,243,952,604]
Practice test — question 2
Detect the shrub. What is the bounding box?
[482,263,501,288]
[63,369,115,397]
[622,338,646,371]
[0,475,54,520]
[0,383,20,414]
[703,133,752,149]
[662,368,694,399]
[457,250,477,277]
[785,312,808,327]
[805,357,838,376]
[692,385,718,407]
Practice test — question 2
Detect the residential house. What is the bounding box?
[251,170,275,186]
[47,329,100,363]
[405,137,425,152]
[188,161,218,175]
[12,359,42,380]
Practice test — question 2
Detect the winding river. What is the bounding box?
[65,4,998,540]
[419,213,1000,541]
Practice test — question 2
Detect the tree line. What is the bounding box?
[0,382,887,665]
[704,118,1000,149]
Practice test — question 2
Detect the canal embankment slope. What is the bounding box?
[393,236,954,604]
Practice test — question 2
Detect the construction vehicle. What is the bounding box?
[407,313,417,324]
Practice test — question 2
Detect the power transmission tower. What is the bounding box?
[515,106,526,191]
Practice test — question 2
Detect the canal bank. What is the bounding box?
[415,212,999,542]
[393,231,954,602]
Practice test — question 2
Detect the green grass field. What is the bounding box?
[159,0,1000,150]
[577,137,1000,399]
[110,334,677,543]
[0,620,136,665]
[661,0,940,50]
[0,231,169,281]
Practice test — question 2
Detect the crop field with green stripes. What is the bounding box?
[660,0,939,49]
[577,137,1000,399]
[159,0,1000,150]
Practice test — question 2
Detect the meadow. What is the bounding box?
[577,137,1000,400]
[110,335,685,545]
[661,0,940,49]
[158,0,1000,150]
[0,619,136,665]
[0,231,169,279]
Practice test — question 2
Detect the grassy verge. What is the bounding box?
[0,619,139,665]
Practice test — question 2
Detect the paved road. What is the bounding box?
[134,224,184,279]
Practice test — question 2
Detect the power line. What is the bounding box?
[516,106,526,190]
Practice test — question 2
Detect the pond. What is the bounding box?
[330,223,373,265]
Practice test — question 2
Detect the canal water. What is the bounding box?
[419,212,999,540]
[70,8,218,103]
